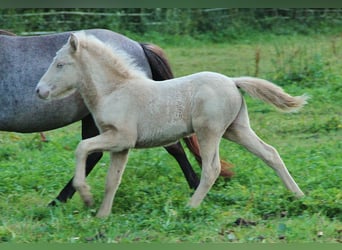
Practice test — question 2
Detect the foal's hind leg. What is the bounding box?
[188,132,221,207]
[224,102,304,197]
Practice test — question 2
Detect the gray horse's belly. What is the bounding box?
[0,91,88,132]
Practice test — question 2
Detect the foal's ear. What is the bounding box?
[69,33,79,52]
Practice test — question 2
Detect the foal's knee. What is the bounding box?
[203,161,220,185]
[260,145,284,169]
[212,162,221,181]
[75,140,89,160]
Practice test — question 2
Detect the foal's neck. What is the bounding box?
[78,50,143,110]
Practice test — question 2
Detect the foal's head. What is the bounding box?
[36,31,146,100]
[35,32,85,100]
[36,34,87,99]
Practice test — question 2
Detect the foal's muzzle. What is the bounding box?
[35,83,50,100]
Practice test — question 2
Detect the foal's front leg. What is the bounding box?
[97,150,129,218]
[73,130,118,207]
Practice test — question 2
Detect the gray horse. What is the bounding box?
[0,29,208,205]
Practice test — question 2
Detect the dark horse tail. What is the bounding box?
[139,43,234,179]
[139,43,174,80]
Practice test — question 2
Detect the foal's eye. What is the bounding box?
[56,63,64,68]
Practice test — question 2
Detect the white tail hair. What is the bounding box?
[232,77,309,112]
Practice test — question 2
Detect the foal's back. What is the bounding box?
[130,72,243,148]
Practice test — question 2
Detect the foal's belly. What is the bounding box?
[135,120,192,148]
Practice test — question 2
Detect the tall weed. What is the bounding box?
[269,46,330,87]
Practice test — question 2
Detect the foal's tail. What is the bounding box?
[232,77,309,112]
[140,43,234,178]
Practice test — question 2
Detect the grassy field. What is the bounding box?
[0,33,341,243]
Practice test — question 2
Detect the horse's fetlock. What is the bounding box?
[73,179,85,190]
[187,197,202,208]
[83,195,94,207]
[96,209,110,218]
[75,184,94,207]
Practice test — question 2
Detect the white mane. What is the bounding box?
[74,31,147,80]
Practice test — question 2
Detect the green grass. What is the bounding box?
[0,32,341,243]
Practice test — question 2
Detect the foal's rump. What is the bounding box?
[185,73,308,140]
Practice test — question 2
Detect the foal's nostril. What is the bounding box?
[35,85,49,99]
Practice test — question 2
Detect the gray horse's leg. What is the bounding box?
[164,142,200,189]
[223,101,304,197]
